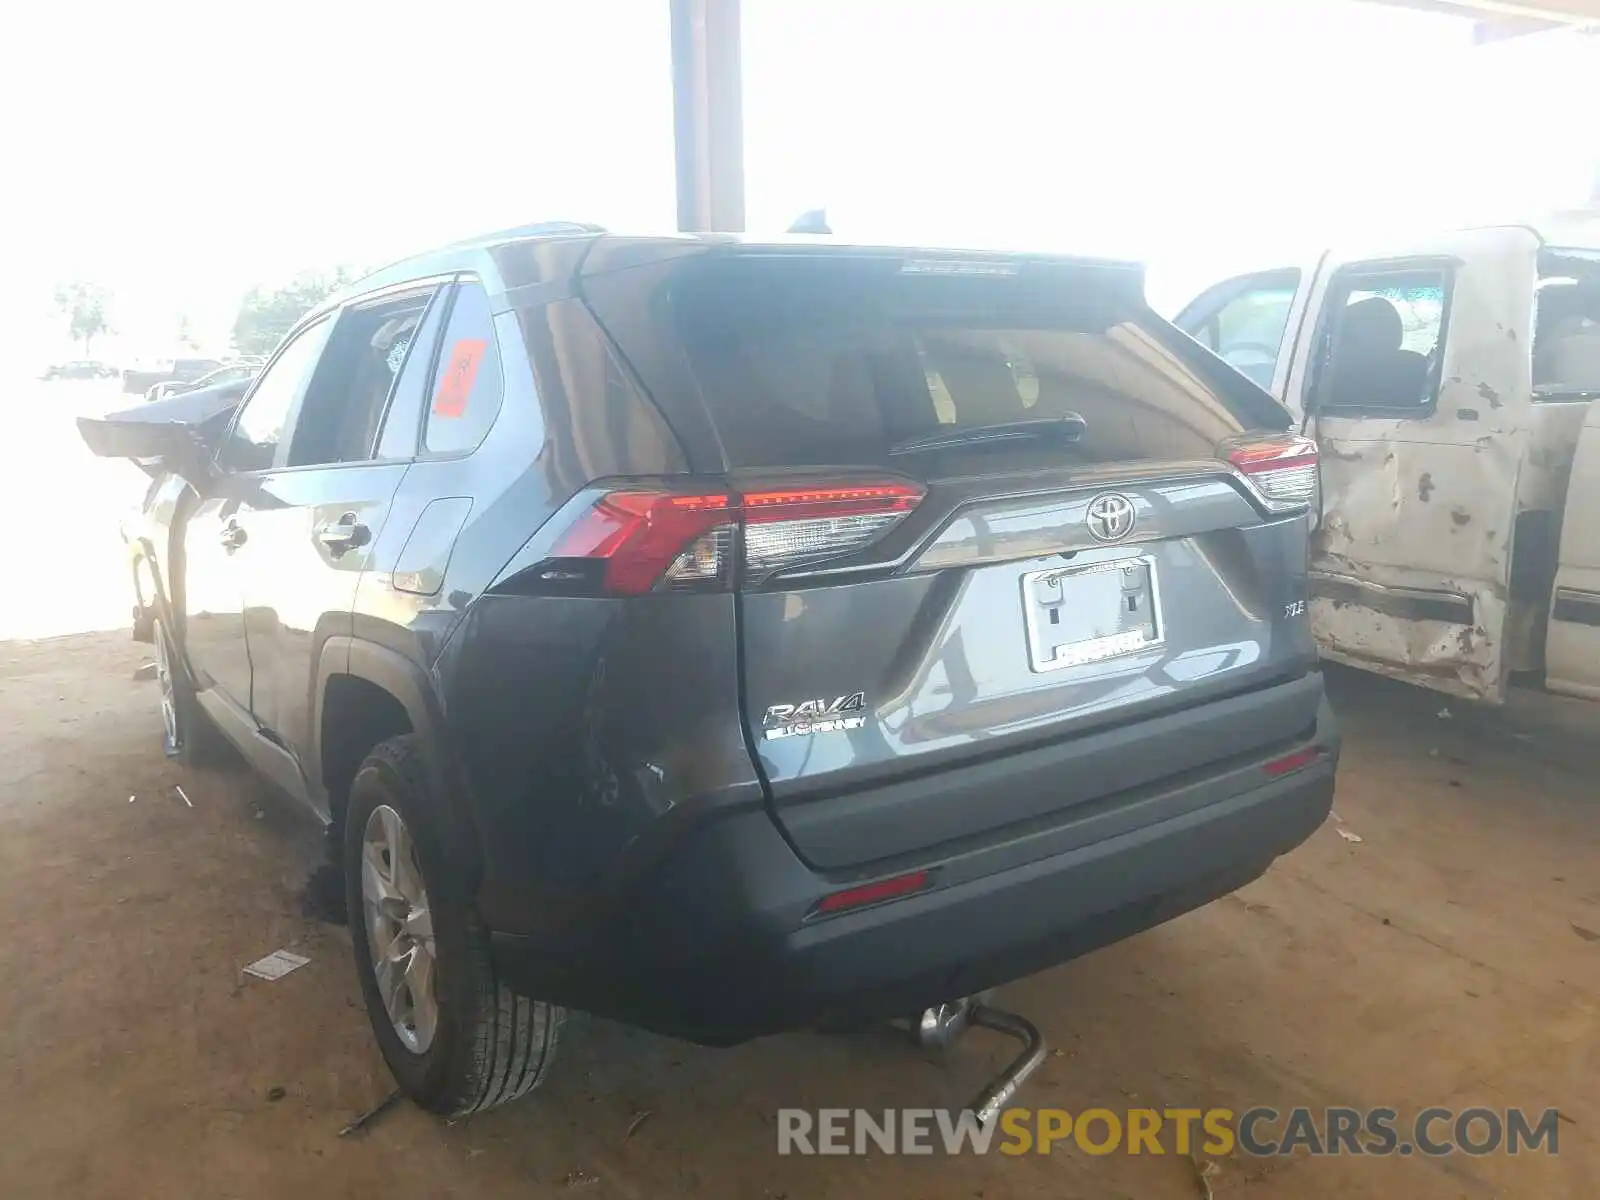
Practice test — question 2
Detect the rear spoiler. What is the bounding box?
[76,379,248,479]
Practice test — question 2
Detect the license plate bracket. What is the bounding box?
[1021,556,1162,673]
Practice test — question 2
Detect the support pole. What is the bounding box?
[670,0,745,233]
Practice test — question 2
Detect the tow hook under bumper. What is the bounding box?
[907,995,1049,1126]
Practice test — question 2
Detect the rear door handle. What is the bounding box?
[220,521,247,551]
[317,513,371,556]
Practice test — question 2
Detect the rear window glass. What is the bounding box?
[667,254,1281,471]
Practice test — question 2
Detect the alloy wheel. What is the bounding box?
[154,625,178,752]
[361,804,439,1053]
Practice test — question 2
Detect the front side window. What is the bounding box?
[1314,266,1449,417]
[217,318,331,472]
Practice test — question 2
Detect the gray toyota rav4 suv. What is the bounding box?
[86,224,1338,1117]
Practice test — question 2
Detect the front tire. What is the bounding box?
[344,735,563,1115]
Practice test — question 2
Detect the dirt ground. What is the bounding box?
[0,638,1594,1200]
[1,382,1596,1198]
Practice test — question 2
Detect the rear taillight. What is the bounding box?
[543,481,924,595]
[1220,433,1319,515]
[742,484,921,575]
[549,491,734,595]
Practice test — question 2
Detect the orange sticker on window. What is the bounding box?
[432,338,487,418]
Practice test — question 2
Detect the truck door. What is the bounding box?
[1288,227,1540,703]
[1546,398,1600,700]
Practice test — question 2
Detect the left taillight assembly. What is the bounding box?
[547,491,735,595]
[1219,433,1319,515]
[541,480,924,596]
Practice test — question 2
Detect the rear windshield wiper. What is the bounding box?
[888,414,1088,456]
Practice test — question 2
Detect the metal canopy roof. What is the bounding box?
[1371,0,1599,19]
[668,0,1598,234]
[1358,0,1600,40]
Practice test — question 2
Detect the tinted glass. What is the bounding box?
[422,282,503,456]
[376,286,451,459]
[217,319,330,472]
[666,254,1282,471]
[287,289,435,466]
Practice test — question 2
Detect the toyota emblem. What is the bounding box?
[1085,492,1137,543]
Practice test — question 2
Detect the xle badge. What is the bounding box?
[762,692,867,741]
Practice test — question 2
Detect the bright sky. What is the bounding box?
[5,0,1597,359]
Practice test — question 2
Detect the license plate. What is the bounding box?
[1021,557,1161,673]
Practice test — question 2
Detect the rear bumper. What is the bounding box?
[490,689,1338,1045]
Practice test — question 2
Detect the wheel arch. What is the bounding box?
[315,635,483,883]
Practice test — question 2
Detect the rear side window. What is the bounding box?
[373,284,451,458]
[657,254,1284,471]
[288,287,437,466]
[423,282,503,456]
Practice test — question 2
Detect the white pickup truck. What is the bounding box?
[1173,210,1600,705]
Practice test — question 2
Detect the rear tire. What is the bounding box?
[153,616,231,767]
[344,735,563,1115]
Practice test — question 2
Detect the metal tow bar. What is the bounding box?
[911,996,1049,1126]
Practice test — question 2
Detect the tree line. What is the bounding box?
[53,267,362,361]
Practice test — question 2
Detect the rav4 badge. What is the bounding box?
[762,692,867,741]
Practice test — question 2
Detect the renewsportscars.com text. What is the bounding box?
[777,1106,1562,1157]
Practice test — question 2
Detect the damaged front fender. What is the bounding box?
[75,378,247,488]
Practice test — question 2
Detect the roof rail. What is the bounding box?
[446,220,607,248]
[318,221,611,308]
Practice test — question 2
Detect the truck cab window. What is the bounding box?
[1175,269,1300,391]
[1318,269,1447,416]
[1533,268,1600,399]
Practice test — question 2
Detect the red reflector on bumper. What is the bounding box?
[1263,747,1322,777]
[813,870,930,916]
